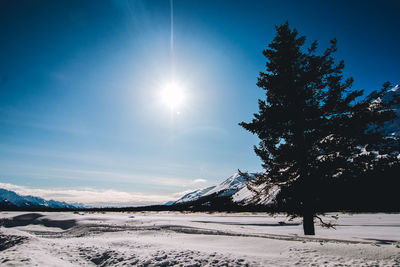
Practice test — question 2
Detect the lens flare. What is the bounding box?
[161,82,184,109]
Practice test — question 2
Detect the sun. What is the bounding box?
[161,82,184,109]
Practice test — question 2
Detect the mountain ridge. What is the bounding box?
[172,172,260,206]
[0,188,84,209]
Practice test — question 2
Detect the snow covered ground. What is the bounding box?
[0,212,399,266]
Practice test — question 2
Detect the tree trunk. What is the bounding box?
[303,210,315,235]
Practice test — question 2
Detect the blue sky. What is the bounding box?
[0,0,399,206]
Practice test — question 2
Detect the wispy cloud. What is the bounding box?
[0,144,215,188]
[192,178,207,184]
[0,107,88,135]
[0,154,209,189]
[34,167,205,188]
[0,182,183,207]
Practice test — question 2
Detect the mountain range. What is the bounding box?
[0,188,83,210]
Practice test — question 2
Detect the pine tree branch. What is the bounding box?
[315,215,337,229]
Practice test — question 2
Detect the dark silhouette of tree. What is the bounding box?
[240,22,399,235]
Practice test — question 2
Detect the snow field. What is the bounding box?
[1,212,399,266]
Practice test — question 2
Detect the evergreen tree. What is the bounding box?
[240,22,399,235]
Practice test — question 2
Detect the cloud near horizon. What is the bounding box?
[192,178,207,184]
[0,182,194,207]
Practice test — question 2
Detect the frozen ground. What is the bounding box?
[0,212,399,266]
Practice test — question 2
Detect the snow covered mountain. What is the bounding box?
[171,172,280,208]
[174,186,216,204]
[202,173,255,198]
[0,188,83,209]
[173,173,259,205]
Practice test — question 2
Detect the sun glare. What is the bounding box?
[161,82,184,109]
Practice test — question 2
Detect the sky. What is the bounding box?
[0,0,399,206]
